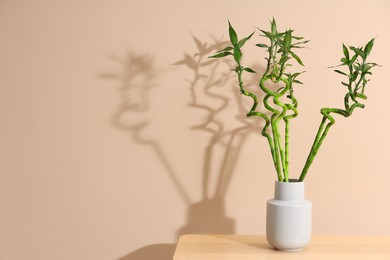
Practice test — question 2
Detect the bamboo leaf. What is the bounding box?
[259,29,272,39]
[334,69,348,76]
[340,57,349,64]
[328,63,344,68]
[290,51,304,66]
[364,38,375,57]
[238,31,255,48]
[349,46,365,59]
[271,17,277,35]
[243,67,256,73]
[256,43,268,48]
[367,62,381,67]
[343,44,349,60]
[351,71,359,81]
[209,52,232,58]
[291,71,305,78]
[233,44,241,63]
[283,30,292,49]
[349,54,358,65]
[228,21,238,45]
[293,80,303,84]
[362,64,371,73]
[294,40,310,45]
[353,64,362,71]
[341,82,349,87]
[216,46,233,53]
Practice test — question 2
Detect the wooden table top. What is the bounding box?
[173,234,390,260]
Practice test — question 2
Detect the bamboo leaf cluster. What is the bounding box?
[210,18,378,182]
[299,38,379,181]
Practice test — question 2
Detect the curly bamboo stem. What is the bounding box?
[236,67,279,174]
[299,98,366,181]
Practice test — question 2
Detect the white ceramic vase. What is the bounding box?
[266,179,312,251]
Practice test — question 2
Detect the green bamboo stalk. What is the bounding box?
[299,101,365,181]
[284,120,290,181]
[236,67,281,175]
[283,99,298,182]
[299,116,326,181]
[299,116,331,181]
[271,119,283,181]
[273,93,288,181]
[260,78,283,180]
[260,76,290,181]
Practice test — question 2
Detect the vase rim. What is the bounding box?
[276,178,302,183]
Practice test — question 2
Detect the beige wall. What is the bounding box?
[1,0,389,259]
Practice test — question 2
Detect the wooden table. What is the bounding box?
[173,234,390,259]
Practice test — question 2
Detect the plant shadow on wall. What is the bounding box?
[100,51,180,260]
[102,35,267,260]
[173,34,266,237]
[102,51,192,206]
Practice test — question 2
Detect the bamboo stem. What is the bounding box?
[236,67,281,175]
[299,99,365,181]
[283,99,298,182]
[284,120,290,181]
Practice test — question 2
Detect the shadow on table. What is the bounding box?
[211,234,272,250]
[118,244,177,260]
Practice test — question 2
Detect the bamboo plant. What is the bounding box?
[210,18,378,182]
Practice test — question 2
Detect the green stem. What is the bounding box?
[260,76,290,181]
[273,96,288,181]
[299,100,366,181]
[283,99,298,182]
[271,119,283,181]
[236,67,279,174]
[284,120,290,181]
[299,113,332,182]
[344,93,351,111]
